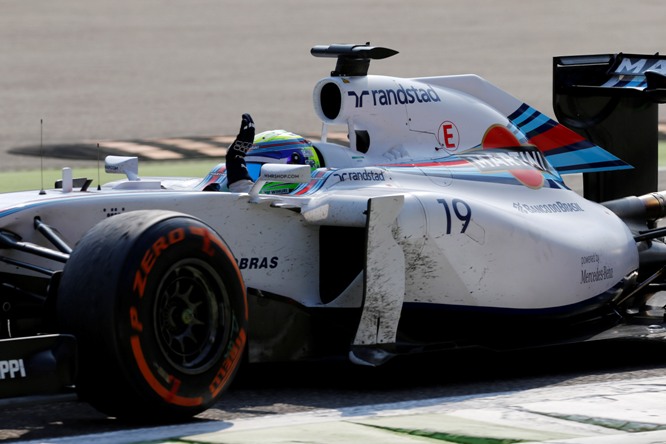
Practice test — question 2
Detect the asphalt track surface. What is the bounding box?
[0,0,665,172]
[2,342,666,443]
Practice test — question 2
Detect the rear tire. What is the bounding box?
[57,210,247,421]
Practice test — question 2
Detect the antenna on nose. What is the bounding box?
[39,119,46,195]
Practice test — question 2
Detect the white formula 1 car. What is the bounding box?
[1,44,666,420]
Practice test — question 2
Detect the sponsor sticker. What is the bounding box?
[614,57,666,76]
[236,256,279,270]
[333,169,386,183]
[0,359,26,379]
[513,201,584,214]
[348,83,441,108]
[580,253,614,284]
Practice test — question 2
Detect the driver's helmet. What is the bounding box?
[245,130,322,195]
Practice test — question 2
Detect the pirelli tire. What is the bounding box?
[56,210,247,421]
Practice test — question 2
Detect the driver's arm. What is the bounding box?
[226,113,255,192]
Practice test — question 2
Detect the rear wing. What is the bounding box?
[553,53,666,202]
[554,53,666,98]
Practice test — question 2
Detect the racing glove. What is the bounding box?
[226,113,255,188]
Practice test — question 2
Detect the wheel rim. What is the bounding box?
[154,258,231,375]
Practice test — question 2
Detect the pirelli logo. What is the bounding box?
[0,359,26,380]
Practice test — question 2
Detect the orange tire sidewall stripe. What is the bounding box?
[130,335,203,407]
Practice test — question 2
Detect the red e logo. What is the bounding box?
[437,121,459,151]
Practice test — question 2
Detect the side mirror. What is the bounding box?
[249,164,311,202]
[105,156,139,181]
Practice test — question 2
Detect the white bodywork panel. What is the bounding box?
[0,167,638,313]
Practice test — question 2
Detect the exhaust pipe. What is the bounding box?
[603,191,666,225]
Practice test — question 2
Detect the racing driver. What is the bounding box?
[225,113,322,193]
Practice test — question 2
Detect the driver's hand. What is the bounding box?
[228,113,255,158]
[237,113,255,146]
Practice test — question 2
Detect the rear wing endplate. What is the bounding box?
[553,52,666,202]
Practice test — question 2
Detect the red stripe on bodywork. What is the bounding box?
[528,124,586,153]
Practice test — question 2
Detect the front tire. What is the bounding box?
[57,210,247,421]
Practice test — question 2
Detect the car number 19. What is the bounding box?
[437,198,472,234]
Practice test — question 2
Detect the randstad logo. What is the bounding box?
[348,83,441,108]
